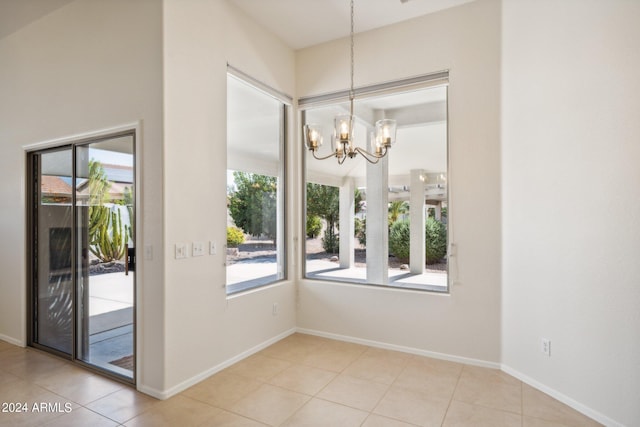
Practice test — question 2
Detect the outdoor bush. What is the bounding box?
[389,220,410,260]
[227,172,277,241]
[355,217,366,246]
[387,218,447,264]
[227,226,245,248]
[426,217,447,264]
[306,215,322,238]
[322,226,339,254]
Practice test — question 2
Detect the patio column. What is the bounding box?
[366,133,389,285]
[410,169,426,274]
[434,203,442,221]
[339,177,355,268]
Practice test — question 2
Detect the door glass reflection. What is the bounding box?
[75,136,135,379]
[36,148,74,354]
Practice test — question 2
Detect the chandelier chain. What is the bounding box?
[302,0,396,164]
[349,0,355,118]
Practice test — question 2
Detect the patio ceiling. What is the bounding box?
[227,79,448,199]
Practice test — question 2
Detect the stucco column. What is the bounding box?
[434,203,442,221]
[410,169,426,274]
[339,177,355,268]
[366,134,389,285]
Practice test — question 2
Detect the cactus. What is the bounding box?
[90,208,129,263]
[88,160,111,249]
[123,186,134,241]
[89,205,109,246]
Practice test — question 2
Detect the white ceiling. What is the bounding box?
[229,0,475,49]
[1,0,474,48]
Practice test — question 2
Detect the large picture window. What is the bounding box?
[226,72,287,294]
[303,82,449,292]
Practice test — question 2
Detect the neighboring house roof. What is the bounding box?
[41,175,72,198]
[41,162,133,200]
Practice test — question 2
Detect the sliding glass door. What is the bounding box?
[29,133,136,382]
[33,147,74,354]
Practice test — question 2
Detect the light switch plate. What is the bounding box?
[175,244,187,259]
[209,240,217,255]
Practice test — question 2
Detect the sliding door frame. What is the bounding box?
[25,125,140,386]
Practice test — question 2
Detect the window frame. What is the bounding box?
[225,68,290,295]
[300,72,451,293]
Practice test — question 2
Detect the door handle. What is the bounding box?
[126,247,135,274]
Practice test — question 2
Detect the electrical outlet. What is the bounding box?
[193,241,205,257]
[541,338,551,356]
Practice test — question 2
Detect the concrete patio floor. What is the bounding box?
[89,271,134,316]
[227,258,447,291]
[87,272,134,377]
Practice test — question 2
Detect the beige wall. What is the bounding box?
[0,0,298,398]
[161,0,297,394]
[296,0,503,364]
[501,0,640,425]
[0,0,165,392]
[3,0,636,423]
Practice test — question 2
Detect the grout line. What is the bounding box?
[440,359,466,426]
[521,381,524,427]
[82,405,124,425]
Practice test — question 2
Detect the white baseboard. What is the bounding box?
[142,327,297,400]
[0,333,25,347]
[296,327,501,369]
[501,365,622,427]
[136,384,167,400]
[133,327,620,427]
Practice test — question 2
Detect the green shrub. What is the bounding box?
[226,226,245,248]
[426,217,447,264]
[354,217,366,246]
[389,220,410,260]
[306,215,322,238]
[322,226,339,254]
[387,218,447,264]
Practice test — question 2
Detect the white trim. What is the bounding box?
[296,327,500,369]
[226,279,294,300]
[136,384,167,401]
[501,364,623,427]
[298,70,449,109]
[23,121,142,385]
[227,64,293,105]
[22,122,141,152]
[143,328,297,400]
[299,278,453,297]
[0,333,26,347]
[132,121,143,388]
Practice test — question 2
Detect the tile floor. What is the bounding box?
[0,334,602,426]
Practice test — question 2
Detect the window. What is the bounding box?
[226,71,287,294]
[302,81,449,292]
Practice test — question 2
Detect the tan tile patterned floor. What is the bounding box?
[0,334,603,426]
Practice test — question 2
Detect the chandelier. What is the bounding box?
[303,0,397,164]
